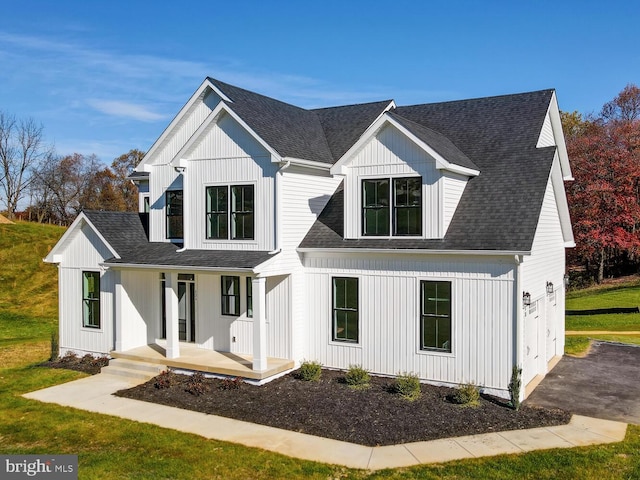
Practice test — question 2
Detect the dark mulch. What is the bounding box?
[41,353,110,375]
[115,369,570,447]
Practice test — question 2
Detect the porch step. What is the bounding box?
[101,358,167,381]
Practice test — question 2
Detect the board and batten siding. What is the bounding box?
[148,163,183,242]
[197,274,292,360]
[343,124,442,239]
[57,222,116,356]
[520,174,567,384]
[303,252,517,397]
[117,270,161,351]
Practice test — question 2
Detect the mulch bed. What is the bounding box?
[41,353,110,375]
[115,369,570,447]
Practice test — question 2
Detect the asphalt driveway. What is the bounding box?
[526,341,640,425]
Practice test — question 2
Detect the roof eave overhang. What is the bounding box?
[100,262,257,273]
[330,113,480,177]
[297,247,530,257]
[547,91,573,181]
[282,157,332,170]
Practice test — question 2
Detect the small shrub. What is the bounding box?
[344,364,370,389]
[154,370,175,389]
[394,372,421,401]
[62,351,78,362]
[451,383,480,407]
[219,376,243,390]
[509,365,523,411]
[50,331,59,361]
[296,360,322,381]
[186,372,208,396]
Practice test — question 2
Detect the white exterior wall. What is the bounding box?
[118,270,160,350]
[537,111,555,148]
[520,175,567,385]
[57,223,115,356]
[303,252,517,397]
[148,164,183,242]
[343,124,443,239]
[442,172,468,233]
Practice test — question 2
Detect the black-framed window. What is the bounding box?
[82,271,100,328]
[166,190,183,240]
[420,281,451,352]
[332,277,358,343]
[221,276,240,316]
[206,186,228,239]
[205,185,254,240]
[362,177,421,236]
[246,277,253,318]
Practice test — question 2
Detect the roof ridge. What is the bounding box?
[311,99,394,113]
[398,88,555,109]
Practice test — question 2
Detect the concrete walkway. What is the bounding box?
[23,374,628,471]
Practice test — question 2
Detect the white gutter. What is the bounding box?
[283,157,332,171]
[100,262,255,273]
[297,247,531,257]
[269,160,291,254]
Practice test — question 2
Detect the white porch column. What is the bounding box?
[114,270,124,352]
[165,272,180,359]
[252,277,267,371]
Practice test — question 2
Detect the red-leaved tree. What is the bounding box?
[564,84,640,282]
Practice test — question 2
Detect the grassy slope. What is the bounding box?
[1,222,639,478]
[0,222,64,345]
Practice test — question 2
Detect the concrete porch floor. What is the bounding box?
[111,342,294,380]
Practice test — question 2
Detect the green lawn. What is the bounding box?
[1,222,640,478]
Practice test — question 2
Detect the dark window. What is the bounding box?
[166,190,183,240]
[394,177,422,235]
[221,276,240,316]
[332,277,358,342]
[206,186,228,239]
[246,277,253,318]
[362,177,421,236]
[232,185,254,240]
[420,281,451,352]
[82,271,100,328]
[362,179,390,235]
[205,185,254,240]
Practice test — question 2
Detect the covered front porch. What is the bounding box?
[111,341,294,381]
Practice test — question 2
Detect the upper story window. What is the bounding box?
[362,177,422,236]
[206,185,254,240]
[166,190,183,240]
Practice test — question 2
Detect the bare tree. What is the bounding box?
[0,111,52,219]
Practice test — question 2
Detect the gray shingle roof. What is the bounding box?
[300,89,558,253]
[83,210,274,269]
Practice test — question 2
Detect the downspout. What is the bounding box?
[176,164,187,253]
[514,254,524,401]
[269,160,291,254]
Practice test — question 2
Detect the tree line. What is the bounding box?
[0,110,140,224]
[2,85,640,283]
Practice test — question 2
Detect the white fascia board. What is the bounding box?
[44,213,119,263]
[546,91,573,181]
[283,157,332,171]
[297,247,530,256]
[330,113,480,177]
[137,78,216,170]
[550,152,575,246]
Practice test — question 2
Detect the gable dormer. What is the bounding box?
[330,112,479,240]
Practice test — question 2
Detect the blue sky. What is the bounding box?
[1,0,638,164]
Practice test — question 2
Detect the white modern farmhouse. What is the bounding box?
[45,78,573,400]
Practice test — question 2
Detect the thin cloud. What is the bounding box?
[87,99,167,122]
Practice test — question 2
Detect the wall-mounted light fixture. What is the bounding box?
[546,281,554,294]
[564,274,570,289]
[172,158,187,173]
[523,291,531,307]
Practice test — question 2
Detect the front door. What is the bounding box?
[178,280,196,342]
